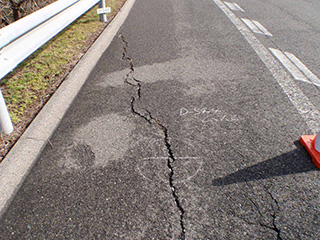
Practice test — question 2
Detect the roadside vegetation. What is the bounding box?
[0,0,127,162]
[0,0,58,28]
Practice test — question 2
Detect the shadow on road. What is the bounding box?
[212,142,318,186]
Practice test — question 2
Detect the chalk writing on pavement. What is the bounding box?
[179,107,239,123]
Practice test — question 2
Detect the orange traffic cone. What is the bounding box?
[300,134,320,169]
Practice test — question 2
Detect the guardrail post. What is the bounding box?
[99,0,107,22]
[0,89,13,134]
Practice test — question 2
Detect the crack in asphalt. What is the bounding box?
[130,96,152,124]
[147,110,186,240]
[119,33,186,240]
[246,182,283,240]
[119,33,142,98]
[263,186,282,240]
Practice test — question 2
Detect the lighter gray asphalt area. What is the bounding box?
[1,0,320,239]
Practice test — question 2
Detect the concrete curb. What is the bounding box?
[0,0,135,218]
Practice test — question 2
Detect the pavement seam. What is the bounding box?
[119,33,186,240]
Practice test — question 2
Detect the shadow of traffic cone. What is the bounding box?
[300,134,320,169]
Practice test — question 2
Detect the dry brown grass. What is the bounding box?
[1,0,58,28]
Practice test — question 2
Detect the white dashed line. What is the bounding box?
[224,2,244,12]
[233,3,245,12]
[241,18,263,34]
[269,48,309,83]
[224,2,238,11]
[270,48,320,87]
[285,52,320,87]
[213,0,320,134]
[253,20,272,36]
[241,18,272,36]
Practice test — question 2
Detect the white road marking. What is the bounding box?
[224,2,237,11]
[233,3,245,12]
[270,48,320,87]
[241,18,272,36]
[253,20,272,36]
[269,48,309,83]
[224,2,245,12]
[241,18,263,34]
[224,2,239,11]
[285,52,320,87]
[213,0,320,134]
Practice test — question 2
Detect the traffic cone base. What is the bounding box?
[300,135,320,169]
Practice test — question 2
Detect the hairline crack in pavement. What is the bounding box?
[118,33,186,239]
[239,182,283,240]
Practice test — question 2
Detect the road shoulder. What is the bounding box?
[0,0,136,218]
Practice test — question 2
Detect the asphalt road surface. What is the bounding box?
[1,0,320,239]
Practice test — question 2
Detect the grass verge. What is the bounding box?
[0,0,127,162]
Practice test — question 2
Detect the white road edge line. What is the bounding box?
[269,48,309,83]
[241,18,263,34]
[233,3,245,12]
[285,52,320,87]
[0,0,136,218]
[214,0,320,134]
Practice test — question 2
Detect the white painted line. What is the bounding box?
[241,18,263,34]
[224,2,238,11]
[214,0,320,134]
[0,0,136,218]
[233,3,245,12]
[285,52,320,87]
[269,48,309,83]
[253,20,272,36]
[224,2,245,12]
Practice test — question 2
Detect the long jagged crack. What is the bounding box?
[149,111,186,240]
[130,96,152,124]
[119,33,186,239]
[119,33,142,98]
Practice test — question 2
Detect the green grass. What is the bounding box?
[1,0,123,124]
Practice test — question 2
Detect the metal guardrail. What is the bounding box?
[0,0,100,134]
[0,0,79,49]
